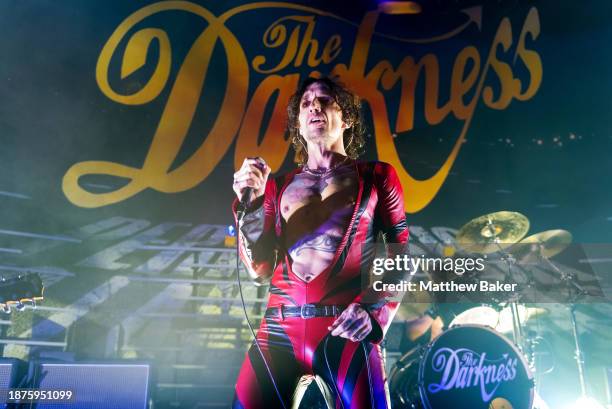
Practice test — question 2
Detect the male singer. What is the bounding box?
[232,77,408,409]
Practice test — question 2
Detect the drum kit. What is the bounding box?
[389,211,595,409]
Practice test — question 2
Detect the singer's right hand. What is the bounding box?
[233,157,271,202]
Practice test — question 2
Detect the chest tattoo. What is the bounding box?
[291,234,342,256]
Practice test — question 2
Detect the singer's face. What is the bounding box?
[298,82,348,147]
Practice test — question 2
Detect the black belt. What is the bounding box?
[265,304,345,320]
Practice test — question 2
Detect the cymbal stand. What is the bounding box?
[538,251,590,398]
[486,219,524,349]
[569,304,588,397]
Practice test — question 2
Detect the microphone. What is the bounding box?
[236,187,253,220]
[236,158,266,220]
[240,187,253,208]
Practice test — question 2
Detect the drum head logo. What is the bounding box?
[420,326,533,409]
[428,348,518,401]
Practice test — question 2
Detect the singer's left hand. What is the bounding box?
[329,303,372,342]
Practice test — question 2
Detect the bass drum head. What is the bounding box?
[448,305,500,328]
[418,325,534,409]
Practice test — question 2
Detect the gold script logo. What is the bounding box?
[62,2,542,212]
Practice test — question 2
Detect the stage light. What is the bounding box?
[563,395,606,409]
[442,245,455,257]
[378,1,421,15]
[225,224,237,247]
[533,392,551,409]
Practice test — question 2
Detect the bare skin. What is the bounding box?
[280,162,357,282]
[233,81,372,342]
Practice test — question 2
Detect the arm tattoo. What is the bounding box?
[291,234,341,256]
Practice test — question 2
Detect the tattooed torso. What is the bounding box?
[280,164,358,282]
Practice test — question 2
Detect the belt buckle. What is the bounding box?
[300,304,316,319]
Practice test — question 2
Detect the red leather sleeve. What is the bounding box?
[232,178,278,284]
[357,162,409,343]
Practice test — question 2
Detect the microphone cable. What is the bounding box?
[235,211,288,409]
[361,340,376,409]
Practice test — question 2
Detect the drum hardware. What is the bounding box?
[496,305,548,334]
[453,216,575,347]
[501,228,605,409]
[564,333,607,407]
[453,216,571,404]
[523,236,605,408]
[523,329,555,379]
[455,211,530,255]
[523,331,538,373]
[567,288,592,402]
[524,240,588,393]
[481,227,550,354]
[389,325,535,409]
[454,211,531,349]
[508,300,525,351]
[500,230,574,354]
[486,235,526,350]
[398,212,599,408]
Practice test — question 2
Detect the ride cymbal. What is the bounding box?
[456,211,530,254]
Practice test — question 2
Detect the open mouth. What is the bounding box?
[309,117,326,124]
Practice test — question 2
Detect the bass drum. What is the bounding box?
[389,325,534,409]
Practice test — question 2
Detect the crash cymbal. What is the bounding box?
[456,211,530,254]
[514,229,572,260]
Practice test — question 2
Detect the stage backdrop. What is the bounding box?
[1,0,611,407]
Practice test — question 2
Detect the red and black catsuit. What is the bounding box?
[232,161,409,409]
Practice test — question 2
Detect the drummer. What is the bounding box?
[400,309,444,352]
[400,302,489,352]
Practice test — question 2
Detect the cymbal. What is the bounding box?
[456,211,530,254]
[514,229,572,260]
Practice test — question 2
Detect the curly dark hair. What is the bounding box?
[286,77,365,165]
